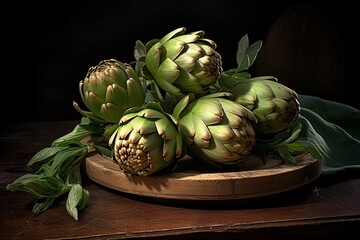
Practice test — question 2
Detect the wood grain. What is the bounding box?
[1,121,359,239]
[85,153,322,201]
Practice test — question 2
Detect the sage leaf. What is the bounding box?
[277,145,297,164]
[246,40,262,69]
[32,198,55,216]
[236,34,249,73]
[5,171,68,199]
[66,184,90,221]
[49,147,87,174]
[93,144,112,158]
[287,140,322,159]
[27,146,69,167]
[52,125,94,146]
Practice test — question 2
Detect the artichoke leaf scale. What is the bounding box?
[128,129,142,143]
[192,115,211,147]
[163,40,185,60]
[120,112,138,124]
[111,70,129,89]
[272,98,292,113]
[167,34,200,45]
[84,76,107,98]
[145,43,162,75]
[125,64,140,81]
[154,118,177,140]
[188,30,205,38]
[224,111,244,129]
[156,79,182,96]
[118,124,134,140]
[198,43,216,56]
[253,100,276,115]
[174,54,196,72]
[78,81,86,103]
[218,99,243,114]
[85,91,105,114]
[264,112,281,121]
[125,79,144,107]
[191,68,211,85]
[145,144,164,163]
[191,101,223,125]
[176,81,203,94]
[132,117,156,135]
[99,103,124,123]
[254,88,275,101]
[139,108,166,119]
[200,139,237,163]
[207,125,235,142]
[162,138,177,162]
[178,116,195,145]
[159,27,186,44]
[198,38,217,49]
[155,58,180,84]
[175,132,184,158]
[138,133,163,152]
[186,43,205,57]
[222,139,244,154]
[105,84,127,106]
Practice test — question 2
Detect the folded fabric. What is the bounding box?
[297,94,360,175]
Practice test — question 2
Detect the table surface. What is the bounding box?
[1,121,359,240]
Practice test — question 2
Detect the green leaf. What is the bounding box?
[234,34,263,73]
[73,102,107,124]
[236,34,249,73]
[287,140,322,159]
[277,145,297,164]
[52,125,93,146]
[79,117,108,134]
[49,147,87,174]
[254,121,323,164]
[246,40,263,69]
[27,146,69,167]
[52,117,107,147]
[66,184,90,221]
[32,198,55,216]
[6,171,68,199]
[93,144,112,158]
[65,164,82,185]
[172,94,190,120]
[134,40,146,61]
[104,123,119,139]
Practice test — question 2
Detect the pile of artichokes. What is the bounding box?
[6,26,321,221]
[74,27,304,176]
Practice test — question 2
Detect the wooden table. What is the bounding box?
[1,121,359,239]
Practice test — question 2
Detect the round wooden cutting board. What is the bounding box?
[85,153,321,201]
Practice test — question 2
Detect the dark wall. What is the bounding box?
[4,1,358,122]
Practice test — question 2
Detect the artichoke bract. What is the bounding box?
[219,75,300,136]
[73,59,146,123]
[109,102,184,176]
[142,27,222,99]
[173,92,257,168]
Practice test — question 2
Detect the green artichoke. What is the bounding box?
[172,92,257,168]
[73,59,146,123]
[219,75,300,136]
[109,102,184,176]
[141,27,222,100]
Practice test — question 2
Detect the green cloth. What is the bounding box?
[298,94,360,175]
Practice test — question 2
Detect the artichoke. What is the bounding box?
[109,102,184,176]
[73,59,146,123]
[172,92,257,168]
[141,27,222,100]
[219,75,300,136]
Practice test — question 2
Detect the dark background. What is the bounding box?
[4,0,358,122]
